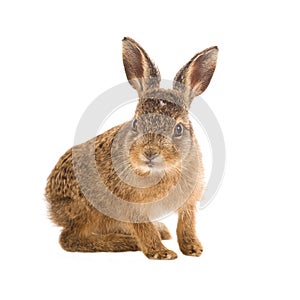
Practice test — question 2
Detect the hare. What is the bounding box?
[45,37,218,259]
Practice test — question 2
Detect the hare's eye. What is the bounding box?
[132,119,138,132]
[174,123,183,137]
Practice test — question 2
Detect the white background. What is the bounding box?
[1,1,299,299]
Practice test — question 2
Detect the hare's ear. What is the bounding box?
[122,37,160,96]
[173,46,218,107]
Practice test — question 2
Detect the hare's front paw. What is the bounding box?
[179,240,203,257]
[145,249,178,260]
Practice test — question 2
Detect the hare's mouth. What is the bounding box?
[146,161,155,168]
[142,153,165,170]
[130,152,166,175]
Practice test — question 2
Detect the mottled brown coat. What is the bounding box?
[45,37,218,259]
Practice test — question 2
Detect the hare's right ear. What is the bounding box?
[122,37,160,96]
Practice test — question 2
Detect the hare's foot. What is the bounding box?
[145,248,177,260]
[178,239,203,257]
[130,222,177,260]
[59,229,139,252]
[154,222,172,240]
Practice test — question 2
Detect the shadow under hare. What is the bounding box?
[46,37,218,259]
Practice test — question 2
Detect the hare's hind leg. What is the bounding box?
[59,227,139,252]
[154,222,172,240]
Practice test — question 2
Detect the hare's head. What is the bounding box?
[121,37,218,176]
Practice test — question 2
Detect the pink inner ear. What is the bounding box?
[124,45,144,80]
[190,59,203,87]
[189,56,215,95]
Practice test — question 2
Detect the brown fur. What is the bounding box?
[45,37,218,259]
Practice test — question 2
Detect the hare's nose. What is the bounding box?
[143,151,159,161]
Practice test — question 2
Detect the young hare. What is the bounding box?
[46,37,218,259]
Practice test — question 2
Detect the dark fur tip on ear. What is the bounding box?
[202,46,219,63]
[122,37,135,43]
[210,46,218,52]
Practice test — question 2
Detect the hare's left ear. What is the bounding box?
[173,46,218,107]
[122,37,160,96]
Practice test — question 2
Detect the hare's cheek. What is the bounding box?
[161,144,180,166]
[129,147,142,167]
[164,154,180,168]
[129,144,147,169]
